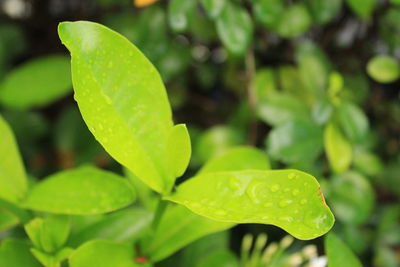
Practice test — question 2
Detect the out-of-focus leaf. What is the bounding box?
[324,122,352,173]
[367,55,399,83]
[69,208,152,246]
[199,146,270,174]
[58,21,174,193]
[312,99,333,125]
[306,0,342,24]
[24,166,136,215]
[0,115,27,203]
[266,119,323,164]
[0,239,41,267]
[329,172,374,224]
[336,101,369,143]
[325,233,362,267]
[142,205,234,262]
[0,55,71,110]
[168,0,197,32]
[196,250,238,267]
[201,0,226,19]
[254,68,277,103]
[253,0,284,28]
[346,0,376,19]
[69,240,139,267]
[0,207,19,231]
[353,148,383,177]
[166,170,334,240]
[216,2,253,55]
[276,4,312,38]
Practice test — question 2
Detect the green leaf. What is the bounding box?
[31,247,74,267]
[266,119,323,164]
[253,0,284,28]
[254,68,277,103]
[305,0,342,25]
[336,101,369,143]
[366,55,399,83]
[216,2,253,55]
[197,250,238,267]
[324,122,352,173]
[325,233,362,267]
[58,21,174,193]
[69,208,152,246]
[165,170,334,240]
[0,207,19,231]
[0,239,41,267]
[142,204,234,262]
[276,4,312,38]
[166,124,191,183]
[24,215,70,253]
[199,146,270,174]
[346,0,376,19]
[329,172,375,224]
[0,115,27,203]
[0,55,71,110]
[24,166,136,214]
[69,240,139,267]
[168,0,197,32]
[201,0,226,19]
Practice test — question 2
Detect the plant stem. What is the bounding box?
[245,46,258,145]
[151,196,168,231]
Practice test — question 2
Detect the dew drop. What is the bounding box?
[279,216,294,222]
[270,184,280,192]
[304,209,331,230]
[246,180,269,204]
[300,199,308,205]
[292,189,300,196]
[279,199,293,208]
[288,172,297,179]
[228,177,242,192]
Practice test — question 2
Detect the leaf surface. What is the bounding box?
[324,122,352,173]
[325,233,362,267]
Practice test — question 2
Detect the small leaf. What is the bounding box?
[201,0,226,19]
[336,101,369,143]
[165,170,334,240]
[69,240,139,267]
[216,2,253,55]
[305,0,343,25]
[346,0,376,19]
[199,146,270,174]
[58,21,173,193]
[253,0,284,28]
[366,55,399,83]
[0,239,41,267]
[168,0,196,32]
[24,166,136,215]
[324,122,352,173]
[0,207,19,231]
[166,124,191,183]
[266,119,323,164]
[0,55,71,110]
[142,205,234,262]
[276,4,312,38]
[325,233,362,267]
[0,115,27,203]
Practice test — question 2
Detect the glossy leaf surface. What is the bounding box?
[324,123,352,173]
[69,240,139,267]
[58,21,173,193]
[166,170,334,240]
[143,205,233,262]
[0,115,27,203]
[325,233,362,267]
[24,167,136,214]
[0,55,71,110]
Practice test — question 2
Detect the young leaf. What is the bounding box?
[324,123,352,173]
[336,101,369,143]
[346,0,376,19]
[24,166,136,215]
[165,170,334,240]
[199,146,270,174]
[325,233,362,267]
[0,55,71,110]
[216,2,253,55]
[69,240,139,267]
[0,239,41,267]
[0,115,27,203]
[366,55,399,83]
[142,204,234,262]
[0,207,19,231]
[166,124,191,184]
[58,21,173,193]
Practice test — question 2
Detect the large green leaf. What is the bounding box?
[324,122,352,173]
[0,55,71,110]
[266,119,323,164]
[58,21,173,193]
[0,239,41,267]
[24,166,136,215]
[199,146,270,174]
[69,240,140,267]
[216,2,253,55]
[165,170,334,240]
[0,115,27,203]
[142,205,233,262]
[325,233,362,267]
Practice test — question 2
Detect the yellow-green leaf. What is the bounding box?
[324,122,352,173]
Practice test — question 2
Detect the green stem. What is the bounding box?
[151,196,168,231]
